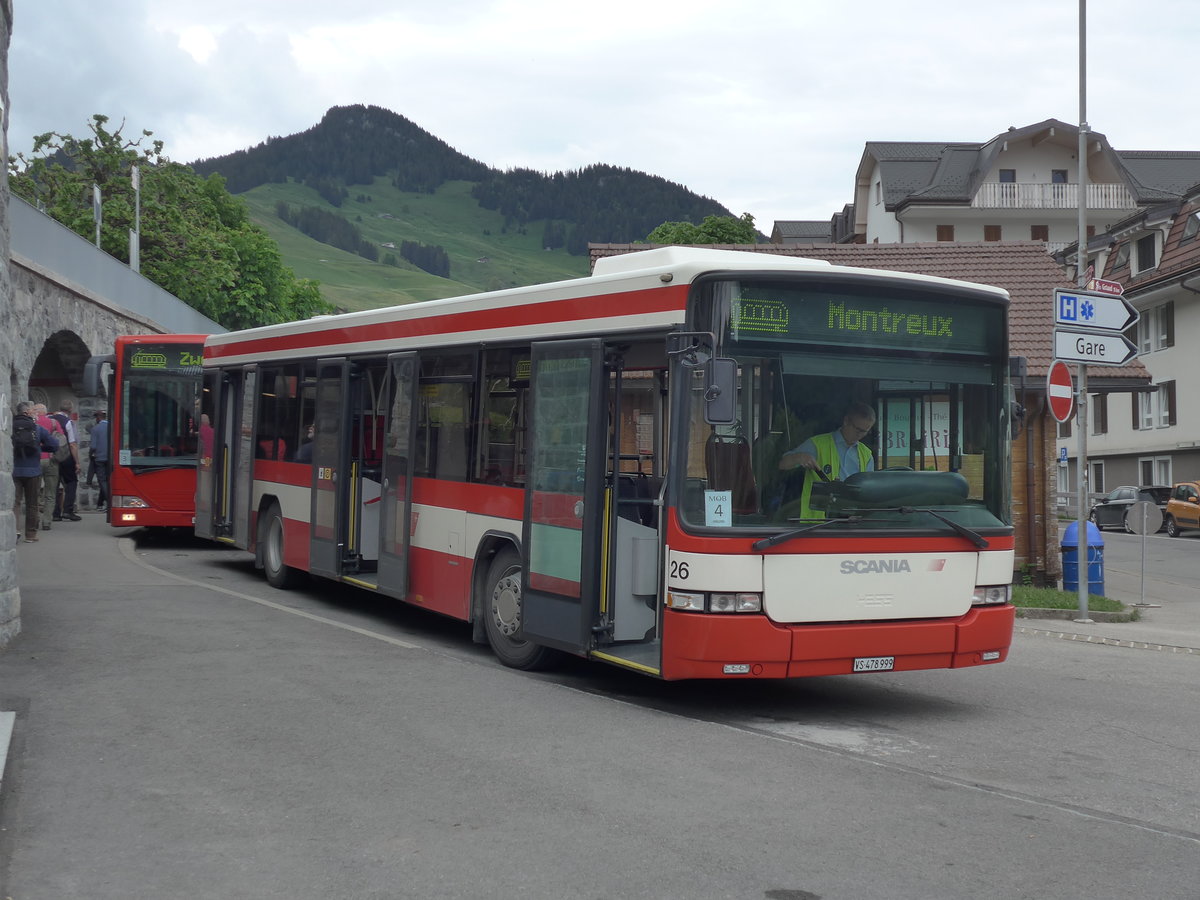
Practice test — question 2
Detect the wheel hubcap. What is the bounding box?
[492,572,521,636]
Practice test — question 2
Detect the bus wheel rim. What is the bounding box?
[492,572,521,636]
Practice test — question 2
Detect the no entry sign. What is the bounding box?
[1047,360,1074,423]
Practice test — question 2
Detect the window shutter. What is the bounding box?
[1131,392,1140,430]
[1165,381,1177,426]
[1164,302,1175,348]
[936,225,954,242]
[1093,393,1108,435]
[1031,225,1049,242]
[984,225,1001,242]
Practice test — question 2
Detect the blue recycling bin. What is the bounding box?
[1061,521,1105,596]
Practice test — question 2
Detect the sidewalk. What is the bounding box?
[1015,553,1200,655]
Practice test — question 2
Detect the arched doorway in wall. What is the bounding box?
[30,330,96,415]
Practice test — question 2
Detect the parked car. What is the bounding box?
[1088,485,1171,533]
[1164,481,1200,537]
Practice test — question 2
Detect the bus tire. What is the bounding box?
[483,548,555,670]
[262,505,302,589]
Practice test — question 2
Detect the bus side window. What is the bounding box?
[477,348,528,487]
[416,381,472,481]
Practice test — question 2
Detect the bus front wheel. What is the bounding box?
[262,505,303,589]
[483,548,555,670]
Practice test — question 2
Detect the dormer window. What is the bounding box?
[1134,233,1157,274]
[1182,212,1200,244]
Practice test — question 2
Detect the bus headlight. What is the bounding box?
[666,590,705,611]
[972,585,1011,606]
[710,593,763,613]
[110,496,150,509]
[667,591,762,613]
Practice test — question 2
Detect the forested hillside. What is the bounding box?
[193,104,733,256]
[192,104,737,309]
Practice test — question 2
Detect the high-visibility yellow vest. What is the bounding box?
[798,432,873,520]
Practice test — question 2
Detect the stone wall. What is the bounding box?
[1,0,15,645]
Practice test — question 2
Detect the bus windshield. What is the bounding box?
[679,277,1012,534]
[118,342,203,469]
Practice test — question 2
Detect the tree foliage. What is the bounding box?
[646,213,759,245]
[9,114,332,330]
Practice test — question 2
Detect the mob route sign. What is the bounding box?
[1053,287,1139,366]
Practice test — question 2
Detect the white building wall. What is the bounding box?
[864,163,903,243]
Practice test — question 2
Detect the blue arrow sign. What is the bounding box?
[1054,288,1139,333]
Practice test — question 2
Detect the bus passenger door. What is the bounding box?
[194,369,220,540]
[309,358,352,578]
[521,339,607,653]
[376,352,418,595]
[206,366,256,547]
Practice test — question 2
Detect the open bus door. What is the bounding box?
[376,352,418,594]
[204,366,256,546]
[521,339,607,654]
[309,358,353,578]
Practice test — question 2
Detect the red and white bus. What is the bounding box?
[196,247,1016,679]
[87,334,207,529]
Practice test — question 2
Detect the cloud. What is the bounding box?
[9,0,1200,227]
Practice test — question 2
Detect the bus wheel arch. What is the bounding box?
[479,544,557,670]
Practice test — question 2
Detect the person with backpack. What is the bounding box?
[12,401,55,542]
[50,399,82,522]
[33,403,65,531]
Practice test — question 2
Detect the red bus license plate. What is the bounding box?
[853,656,895,672]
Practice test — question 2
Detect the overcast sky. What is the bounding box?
[9,0,1200,228]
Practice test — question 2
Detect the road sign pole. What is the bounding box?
[1075,0,1092,624]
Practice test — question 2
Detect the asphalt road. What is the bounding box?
[1,517,1197,899]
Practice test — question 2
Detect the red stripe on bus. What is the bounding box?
[206,285,689,361]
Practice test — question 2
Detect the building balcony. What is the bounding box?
[972,182,1136,210]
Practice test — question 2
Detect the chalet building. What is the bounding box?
[590,241,1149,587]
[792,119,1200,254]
[1054,183,1200,494]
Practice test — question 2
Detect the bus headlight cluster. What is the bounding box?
[667,590,762,613]
[109,496,149,508]
[971,585,1011,606]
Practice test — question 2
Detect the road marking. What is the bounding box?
[1017,626,1198,654]
[119,538,423,651]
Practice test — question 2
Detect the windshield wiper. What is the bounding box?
[877,506,990,548]
[752,515,864,550]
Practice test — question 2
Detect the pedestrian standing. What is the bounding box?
[51,399,82,522]
[33,403,63,532]
[91,409,110,511]
[12,401,55,542]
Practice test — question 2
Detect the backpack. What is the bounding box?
[12,417,40,459]
[49,413,71,463]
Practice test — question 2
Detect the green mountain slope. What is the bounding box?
[196,104,733,311]
[242,177,589,311]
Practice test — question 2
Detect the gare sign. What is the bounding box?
[1052,328,1138,366]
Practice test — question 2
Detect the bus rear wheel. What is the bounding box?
[262,505,302,589]
[483,548,555,670]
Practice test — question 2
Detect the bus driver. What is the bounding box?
[777,401,876,519]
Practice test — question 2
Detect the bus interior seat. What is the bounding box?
[705,432,758,515]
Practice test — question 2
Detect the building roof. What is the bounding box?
[589,241,1149,387]
[770,220,832,241]
[858,119,1200,209]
